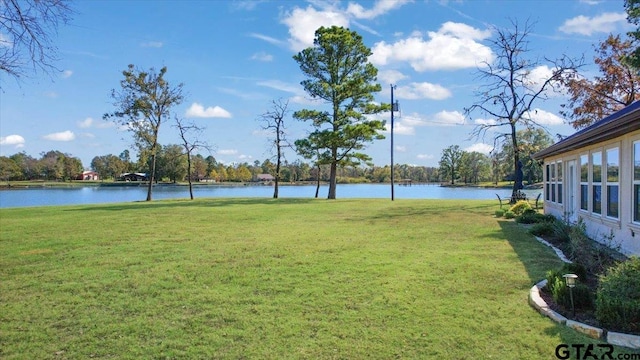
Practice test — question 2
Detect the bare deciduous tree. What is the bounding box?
[0,0,73,83]
[258,98,290,199]
[464,19,581,202]
[174,117,211,200]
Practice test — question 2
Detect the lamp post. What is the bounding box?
[563,273,578,317]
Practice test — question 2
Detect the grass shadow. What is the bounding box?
[63,197,321,212]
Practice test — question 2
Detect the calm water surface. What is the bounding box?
[0,184,542,208]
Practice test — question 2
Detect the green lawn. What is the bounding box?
[0,198,637,359]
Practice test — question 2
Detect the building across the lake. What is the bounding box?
[77,171,99,181]
[118,173,149,182]
[533,101,640,256]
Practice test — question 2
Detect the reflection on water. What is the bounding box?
[0,183,542,208]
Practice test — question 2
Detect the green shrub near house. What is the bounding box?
[596,257,640,334]
[545,263,593,310]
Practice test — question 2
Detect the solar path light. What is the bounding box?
[563,273,578,317]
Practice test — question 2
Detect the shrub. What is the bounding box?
[550,219,572,244]
[509,200,532,215]
[515,209,552,224]
[596,257,640,334]
[546,264,593,310]
[495,209,505,217]
[504,210,515,219]
[529,222,555,237]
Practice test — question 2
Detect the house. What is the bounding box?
[533,101,640,256]
[77,170,99,181]
[118,172,148,182]
[256,174,275,182]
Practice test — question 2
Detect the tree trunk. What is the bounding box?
[328,161,337,199]
[187,153,194,200]
[146,152,155,201]
[274,144,281,199]
[315,165,321,198]
[511,123,520,203]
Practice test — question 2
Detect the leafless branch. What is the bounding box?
[0,0,73,83]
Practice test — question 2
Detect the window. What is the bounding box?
[550,163,556,202]
[557,161,563,204]
[635,142,640,223]
[580,154,588,211]
[606,148,619,219]
[545,164,551,201]
[592,152,602,214]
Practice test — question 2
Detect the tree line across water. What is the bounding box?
[0,126,552,186]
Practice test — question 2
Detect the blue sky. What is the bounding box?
[0,0,632,168]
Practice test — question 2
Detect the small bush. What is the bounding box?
[529,222,555,237]
[515,209,552,224]
[509,200,532,215]
[504,210,515,219]
[596,257,640,334]
[495,209,505,217]
[550,219,572,244]
[546,265,593,310]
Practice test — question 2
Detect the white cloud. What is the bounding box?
[386,120,415,135]
[395,145,407,152]
[251,51,273,62]
[281,5,350,51]
[185,103,232,118]
[61,70,73,78]
[386,110,464,135]
[524,65,555,88]
[77,117,93,128]
[141,41,163,48]
[474,118,497,126]
[559,12,628,36]
[432,110,465,125]
[80,132,96,139]
[370,22,494,71]
[527,108,564,125]
[43,130,75,141]
[378,70,408,85]
[218,149,238,155]
[417,154,435,160]
[0,134,25,147]
[43,91,58,98]
[465,143,493,154]
[248,33,287,46]
[346,0,413,20]
[257,80,300,93]
[395,82,451,100]
[77,117,113,129]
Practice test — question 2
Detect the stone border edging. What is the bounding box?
[528,236,640,350]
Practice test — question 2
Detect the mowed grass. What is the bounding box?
[1,198,637,359]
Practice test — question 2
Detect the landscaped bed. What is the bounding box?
[1,198,638,359]
[501,201,640,339]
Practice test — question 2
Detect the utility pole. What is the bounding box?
[390,84,397,201]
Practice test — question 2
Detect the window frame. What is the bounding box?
[591,151,602,215]
[634,141,640,224]
[580,154,588,212]
[605,147,619,219]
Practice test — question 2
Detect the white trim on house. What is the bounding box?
[534,102,640,256]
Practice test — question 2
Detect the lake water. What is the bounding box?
[0,183,542,208]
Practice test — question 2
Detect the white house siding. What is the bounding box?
[542,129,640,256]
